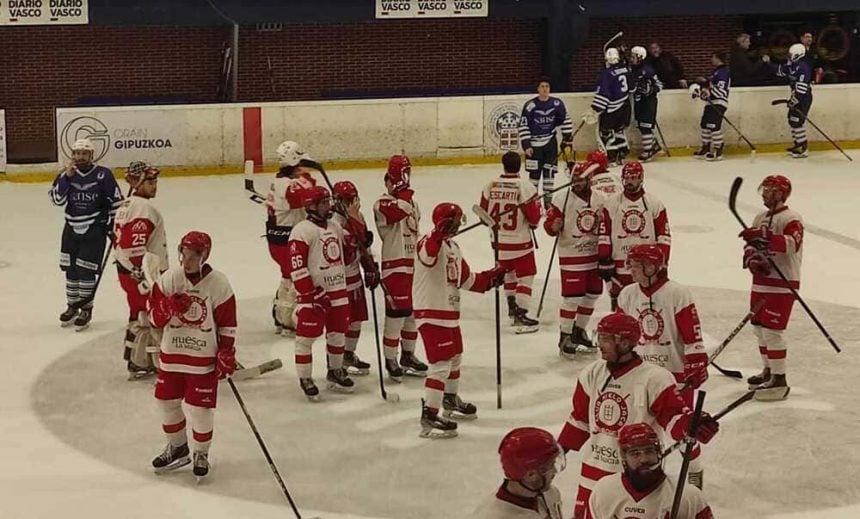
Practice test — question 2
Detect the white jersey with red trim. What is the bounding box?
[373,191,421,278]
[470,485,563,519]
[598,191,671,275]
[266,173,315,227]
[557,357,690,491]
[589,472,713,519]
[413,235,478,328]
[113,195,168,272]
[746,206,803,294]
[591,171,622,196]
[479,173,541,261]
[151,266,237,375]
[288,219,349,306]
[546,188,606,273]
[616,278,707,385]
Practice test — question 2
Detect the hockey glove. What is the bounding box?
[362,258,381,290]
[472,266,506,293]
[694,413,719,444]
[747,253,772,276]
[433,216,460,239]
[216,346,237,379]
[598,259,615,282]
[684,355,709,389]
[739,227,773,250]
[156,293,193,318]
[688,83,701,100]
[560,138,573,159]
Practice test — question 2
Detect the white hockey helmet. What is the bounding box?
[71,138,95,152]
[605,48,620,65]
[276,140,313,167]
[789,43,806,62]
[631,46,647,61]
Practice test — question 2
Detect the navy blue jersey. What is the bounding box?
[707,65,731,107]
[519,96,573,149]
[771,58,812,101]
[50,165,123,234]
[592,64,631,114]
[631,63,662,102]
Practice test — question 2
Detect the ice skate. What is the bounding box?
[385,358,403,383]
[192,451,209,483]
[59,305,79,327]
[400,351,428,377]
[152,442,190,474]
[638,147,659,162]
[442,393,477,421]
[74,308,92,331]
[558,332,577,360]
[705,144,724,161]
[300,378,321,402]
[127,360,157,381]
[506,296,517,325]
[688,469,704,490]
[747,368,771,389]
[326,368,355,393]
[754,374,790,401]
[692,144,709,159]
[790,142,808,159]
[419,401,458,439]
[343,351,370,376]
[571,326,595,350]
[512,308,539,334]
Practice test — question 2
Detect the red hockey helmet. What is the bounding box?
[621,161,644,182]
[179,231,212,260]
[627,244,665,271]
[596,312,641,345]
[333,180,359,201]
[759,174,792,200]
[303,185,331,207]
[386,154,412,191]
[432,202,465,227]
[498,427,562,481]
[586,150,609,172]
[618,423,661,453]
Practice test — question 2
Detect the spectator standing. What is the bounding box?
[646,42,688,89]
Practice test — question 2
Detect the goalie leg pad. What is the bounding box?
[274,278,297,329]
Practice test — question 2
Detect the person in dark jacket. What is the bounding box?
[646,42,688,89]
[730,33,768,86]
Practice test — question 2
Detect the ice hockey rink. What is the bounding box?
[2,149,859,519]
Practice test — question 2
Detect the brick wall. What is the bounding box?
[0,16,742,162]
[571,16,745,90]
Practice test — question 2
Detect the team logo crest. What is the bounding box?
[321,236,342,263]
[638,307,665,342]
[180,295,208,328]
[487,102,521,152]
[594,392,629,433]
[621,208,646,234]
[576,209,599,234]
[445,254,460,284]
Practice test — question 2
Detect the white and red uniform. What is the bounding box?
[744,206,803,376]
[413,231,496,411]
[590,170,622,196]
[149,264,237,453]
[544,186,606,334]
[332,211,372,351]
[479,172,541,310]
[373,189,421,360]
[598,191,671,297]
[588,473,713,519]
[558,356,693,519]
[471,485,564,519]
[288,217,349,377]
[616,276,708,398]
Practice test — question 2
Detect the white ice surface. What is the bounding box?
[2,149,859,519]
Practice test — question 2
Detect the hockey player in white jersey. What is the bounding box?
[544,160,605,357]
[584,150,622,196]
[413,203,504,438]
[557,312,718,519]
[589,422,714,519]
[478,151,542,333]
[113,163,169,379]
[288,186,354,399]
[265,141,317,336]
[470,427,565,518]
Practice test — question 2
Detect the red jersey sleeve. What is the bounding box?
[597,207,612,260]
[288,238,316,299]
[521,198,541,228]
[769,219,803,254]
[654,207,671,263]
[543,205,563,236]
[558,381,591,451]
[376,199,412,225]
[148,282,171,328]
[213,294,237,351]
[650,384,692,441]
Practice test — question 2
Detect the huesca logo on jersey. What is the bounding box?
[576,209,599,235]
[638,307,665,341]
[321,236,342,264]
[621,208,646,235]
[594,392,629,433]
[179,295,209,329]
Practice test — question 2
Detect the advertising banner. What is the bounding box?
[1,0,89,25]
[376,0,487,19]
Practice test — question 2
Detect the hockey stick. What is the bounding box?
[670,391,706,519]
[370,288,400,403]
[244,160,266,204]
[700,299,766,380]
[771,99,853,162]
[493,227,503,409]
[662,389,755,458]
[729,177,841,353]
[654,121,671,157]
[603,31,623,54]
[231,358,284,381]
[227,378,318,519]
[458,179,575,237]
[709,100,756,154]
[536,187,570,320]
[710,361,742,380]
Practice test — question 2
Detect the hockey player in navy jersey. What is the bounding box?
[519,77,574,209]
[689,52,731,162]
[584,48,632,167]
[49,138,123,330]
[763,43,813,158]
[630,46,663,162]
